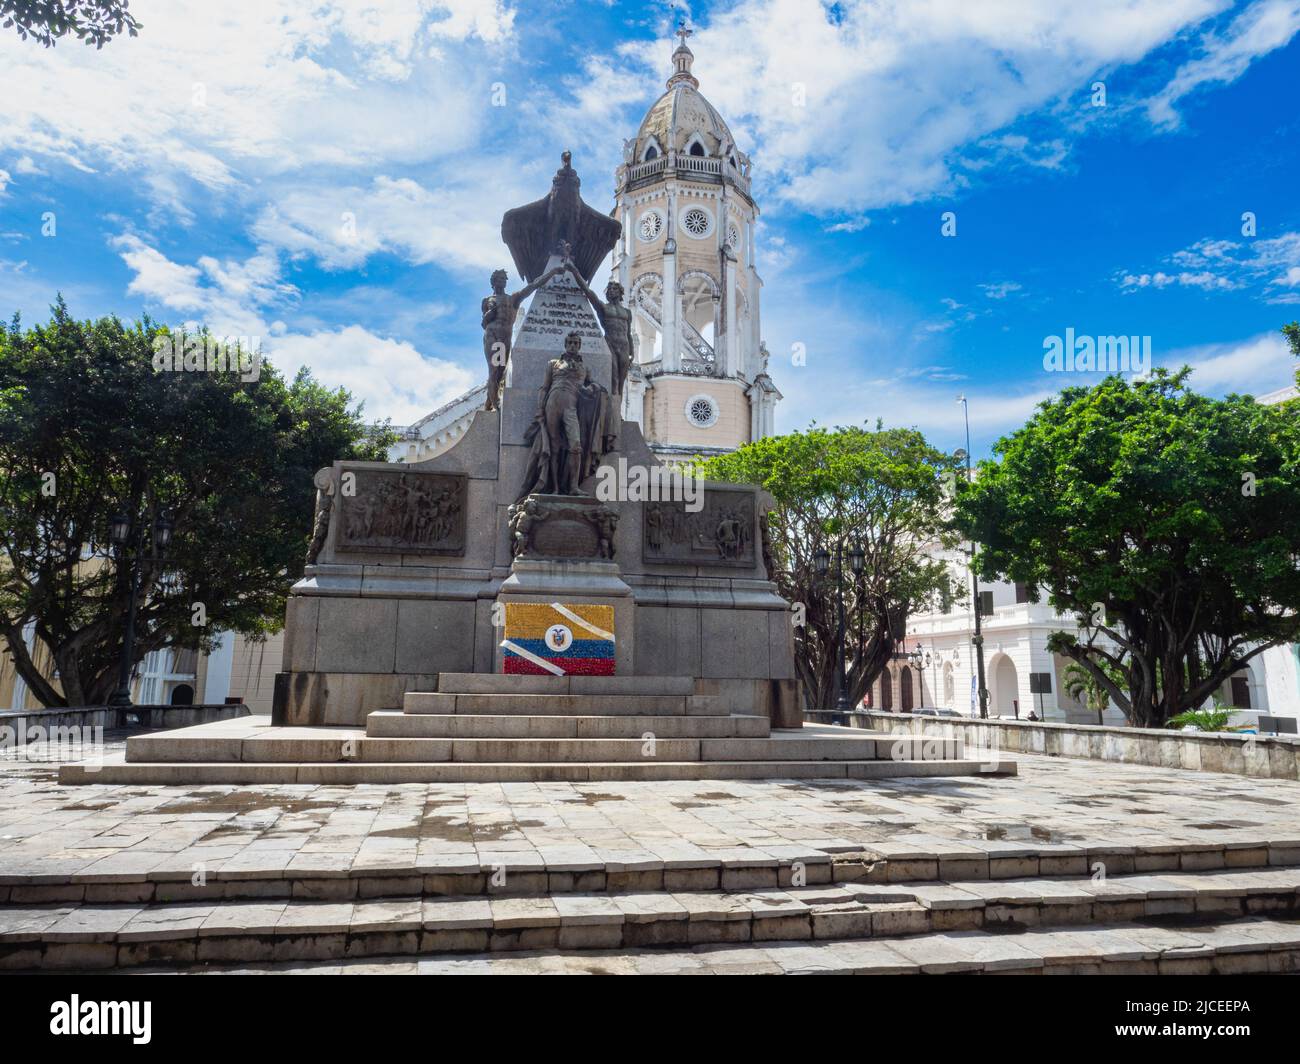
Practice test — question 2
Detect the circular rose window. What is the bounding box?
[681,207,713,239]
[726,223,741,250]
[637,210,664,242]
[685,393,719,428]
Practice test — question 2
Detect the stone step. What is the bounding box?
[124,732,944,765]
[5,868,1298,970]
[364,710,772,740]
[434,673,698,696]
[59,757,1015,785]
[402,692,727,716]
[189,916,1300,975]
[7,841,1295,907]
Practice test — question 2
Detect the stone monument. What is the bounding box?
[58,150,1014,787]
[272,151,798,725]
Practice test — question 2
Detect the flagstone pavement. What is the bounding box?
[2,731,1298,883]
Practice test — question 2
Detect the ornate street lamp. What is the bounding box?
[108,510,174,708]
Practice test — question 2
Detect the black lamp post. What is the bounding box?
[107,510,173,708]
[906,642,932,705]
[815,540,865,723]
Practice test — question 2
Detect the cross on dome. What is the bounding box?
[668,19,698,88]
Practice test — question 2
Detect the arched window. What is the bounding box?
[644,144,659,161]
[689,141,705,157]
[880,666,893,710]
[900,667,914,712]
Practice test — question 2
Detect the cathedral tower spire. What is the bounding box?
[610,24,781,460]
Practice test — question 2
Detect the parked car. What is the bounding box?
[911,707,963,718]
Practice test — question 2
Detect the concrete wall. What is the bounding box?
[847,709,1300,781]
[0,703,251,749]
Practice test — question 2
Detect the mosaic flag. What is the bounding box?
[501,602,615,676]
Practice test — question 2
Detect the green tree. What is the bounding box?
[955,369,1300,728]
[1,1,139,47]
[1167,707,1232,733]
[695,425,962,711]
[0,299,392,707]
[1061,661,1119,726]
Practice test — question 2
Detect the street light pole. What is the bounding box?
[958,396,990,720]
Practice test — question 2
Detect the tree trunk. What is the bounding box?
[2,625,65,708]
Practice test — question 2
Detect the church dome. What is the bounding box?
[634,38,738,163]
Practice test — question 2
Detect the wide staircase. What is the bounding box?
[58,674,1016,785]
[4,836,1298,973]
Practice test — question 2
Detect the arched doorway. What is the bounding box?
[900,666,914,712]
[880,666,893,710]
[992,655,1019,717]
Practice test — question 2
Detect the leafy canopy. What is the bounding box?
[695,424,961,710]
[0,299,392,706]
[955,368,1300,727]
[1,1,139,47]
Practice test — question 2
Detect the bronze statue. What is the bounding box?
[305,467,335,565]
[565,261,634,406]
[481,264,563,411]
[507,497,541,557]
[517,331,612,499]
[501,152,620,284]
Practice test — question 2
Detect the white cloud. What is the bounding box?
[1147,0,1300,128]
[250,169,528,275]
[1160,332,1296,393]
[631,0,1229,213]
[111,232,473,421]
[0,0,505,220]
[979,282,1023,300]
[1120,232,1300,301]
[268,326,475,424]
[1120,269,1241,291]
[112,234,295,335]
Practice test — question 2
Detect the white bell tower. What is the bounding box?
[613,25,781,459]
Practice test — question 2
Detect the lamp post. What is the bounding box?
[108,510,173,708]
[814,539,865,723]
[906,642,932,705]
[957,395,989,719]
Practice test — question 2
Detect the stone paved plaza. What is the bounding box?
[4,734,1300,974]
[2,734,1298,878]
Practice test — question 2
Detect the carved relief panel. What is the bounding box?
[642,488,756,567]
[335,468,467,555]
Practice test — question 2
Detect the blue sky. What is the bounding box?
[1,0,1298,457]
